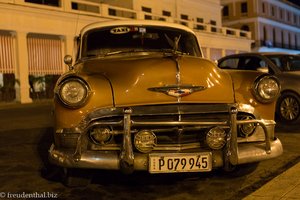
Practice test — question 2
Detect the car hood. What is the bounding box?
[78,55,234,107]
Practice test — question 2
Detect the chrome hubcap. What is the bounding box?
[280,97,300,121]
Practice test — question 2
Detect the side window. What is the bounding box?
[239,56,273,74]
[288,56,300,71]
[269,57,283,69]
[241,57,265,70]
[218,58,239,69]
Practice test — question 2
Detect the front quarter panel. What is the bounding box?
[54,71,114,129]
[227,70,277,120]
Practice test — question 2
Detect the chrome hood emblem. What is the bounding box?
[148,84,206,98]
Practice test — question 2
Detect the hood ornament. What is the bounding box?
[148,84,206,98]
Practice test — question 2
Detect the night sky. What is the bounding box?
[287,0,300,7]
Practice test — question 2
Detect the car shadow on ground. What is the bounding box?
[275,122,300,133]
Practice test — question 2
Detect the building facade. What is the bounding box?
[0,0,252,103]
[221,0,300,54]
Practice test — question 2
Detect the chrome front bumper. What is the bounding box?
[49,104,283,172]
[49,138,282,170]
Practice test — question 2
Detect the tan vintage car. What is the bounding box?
[49,20,283,186]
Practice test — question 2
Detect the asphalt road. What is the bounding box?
[0,103,299,200]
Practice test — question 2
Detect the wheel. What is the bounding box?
[276,92,300,123]
[61,168,92,187]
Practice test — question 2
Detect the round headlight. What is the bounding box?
[238,116,256,137]
[253,75,280,103]
[134,130,157,153]
[89,127,112,145]
[58,78,90,107]
[206,127,226,150]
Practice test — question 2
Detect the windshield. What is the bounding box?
[266,55,300,71]
[81,25,201,59]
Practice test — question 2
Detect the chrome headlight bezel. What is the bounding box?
[134,130,157,153]
[252,75,280,104]
[56,77,90,108]
[206,126,226,150]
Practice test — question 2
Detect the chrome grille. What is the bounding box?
[86,104,234,151]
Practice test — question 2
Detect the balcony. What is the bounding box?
[1,0,251,40]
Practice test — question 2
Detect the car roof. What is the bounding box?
[223,52,299,57]
[80,20,196,35]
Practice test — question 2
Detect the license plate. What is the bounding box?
[149,152,212,173]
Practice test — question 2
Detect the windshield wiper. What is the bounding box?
[82,48,185,60]
[82,50,141,60]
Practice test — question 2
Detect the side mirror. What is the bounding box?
[64,55,73,70]
[257,67,269,73]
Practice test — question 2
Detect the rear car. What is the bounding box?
[218,53,300,124]
[49,20,283,186]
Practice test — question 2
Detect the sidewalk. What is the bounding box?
[0,101,53,131]
[244,161,300,199]
[0,99,52,110]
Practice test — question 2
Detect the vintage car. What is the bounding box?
[218,53,300,124]
[49,20,283,186]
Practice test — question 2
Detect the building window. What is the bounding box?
[288,33,291,49]
[109,8,116,16]
[223,5,229,17]
[210,20,217,32]
[196,18,204,30]
[280,9,284,20]
[210,20,217,25]
[273,28,276,47]
[27,34,63,99]
[241,25,250,31]
[181,14,189,20]
[0,31,16,102]
[241,2,248,14]
[27,34,63,75]
[71,2,99,13]
[210,48,222,61]
[197,18,204,23]
[263,26,267,40]
[293,14,297,24]
[262,2,266,13]
[287,12,291,22]
[240,25,249,37]
[180,14,189,26]
[162,10,171,17]
[25,0,60,7]
[271,6,275,16]
[281,31,284,48]
[142,6,151,13]
[0,32,15,74]
[142,6,152,20]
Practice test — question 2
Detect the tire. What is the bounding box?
[276,92,300,124]
[61,168,92,187]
